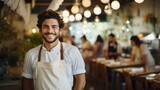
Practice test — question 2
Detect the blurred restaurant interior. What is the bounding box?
[0,0,160,90]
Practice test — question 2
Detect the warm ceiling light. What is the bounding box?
[71,3,79,14]
[104,5,112,15]
[32,28,36,33]
[62,10,70,17]
[100,0,110,4]
[95,16,100,22]
[83,18,87,24]
[63,17,69,23]
[69,15,75,22]
[111,0,120,10]
[84,10,91,18]
[82,0,91,7]
[135,0,144,3]
[93,5,102,15]
[75,13,82,21]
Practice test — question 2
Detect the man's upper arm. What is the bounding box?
[21,52,33,79]
[72,48,86,75]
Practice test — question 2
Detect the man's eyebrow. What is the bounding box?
[42,24,48,26]
[52,25,58,26]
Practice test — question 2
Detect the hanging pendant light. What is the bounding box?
[75,13,82,21]
[100,0,110,4]
[71,3,80,14]
[93,5,102,15]
[104,5,112,15]
[111,0,120,10]
[95,16,100,22]
[135,0,144,3]
[69,15,75,22]
[84,10,91,18]
[62,10,70,17]
[82,0,91,7]
[104,2,112,15]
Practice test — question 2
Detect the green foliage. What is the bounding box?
[0,15,42,66]
[0,15,16,42]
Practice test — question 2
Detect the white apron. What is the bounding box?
[34,43,71,90]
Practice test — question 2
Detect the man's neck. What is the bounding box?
[43,40,59,51]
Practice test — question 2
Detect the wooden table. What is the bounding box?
[135,73,160,90]
[91,58,144,90]
[115,65,160,90]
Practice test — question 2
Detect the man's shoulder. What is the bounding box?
[62,42,77,49]
[62,42,79,53]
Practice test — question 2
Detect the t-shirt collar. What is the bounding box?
[42,41,60,52]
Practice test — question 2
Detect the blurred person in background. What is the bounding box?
[21,10,86,90]
[80,35,93,60]
[93,35,104,58]
[103,33,122,59]
[130,35,155,66]
[71,35,76,46]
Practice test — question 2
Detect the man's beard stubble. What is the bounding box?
[42,32,59,43]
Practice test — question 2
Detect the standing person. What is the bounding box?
[93,35,104,58]
[71,35,76,46]
[130,36,155,66]
[21,10,86,90]
[80,35,93,60]
[103,33,122,59]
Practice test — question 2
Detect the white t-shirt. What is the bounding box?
[21,41,86,87]
[131,44,155,66]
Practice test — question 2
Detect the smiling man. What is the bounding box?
[21,10,86,90]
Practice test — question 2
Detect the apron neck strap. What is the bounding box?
[60,42,64,60]
[38,42,64,62]
[38,45,42,62]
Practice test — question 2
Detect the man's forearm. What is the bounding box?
[22,77,34,90]
[74,73,86,90]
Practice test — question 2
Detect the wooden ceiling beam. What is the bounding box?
[35,2,74,7]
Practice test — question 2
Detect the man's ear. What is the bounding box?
[59,28,62,31]
[39,29,42,32]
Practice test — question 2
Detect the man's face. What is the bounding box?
[109,36,114,42]
[40,18,61,43]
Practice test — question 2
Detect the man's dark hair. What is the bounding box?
[37,9,64,29]
[109,33,115,38]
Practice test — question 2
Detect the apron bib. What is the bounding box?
[34,43,71,90]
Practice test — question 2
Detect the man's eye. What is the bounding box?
[52,26,58,29]
[43,25,48,28]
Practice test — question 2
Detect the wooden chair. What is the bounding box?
[90,60,99,89]
[123,72,132,90]
[98,63,109,90]
[135,76,147,90]
[152,79,160,90]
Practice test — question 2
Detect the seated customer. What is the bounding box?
[130,36,155,66]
